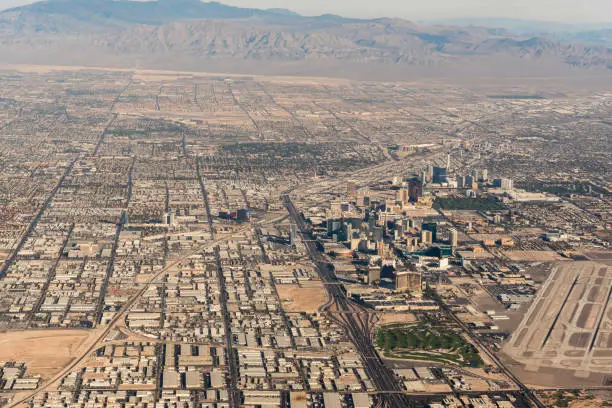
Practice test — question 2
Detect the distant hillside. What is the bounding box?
[0,0,611,80]
[2,0,300,26]
[423,18,581,35]
[425,17,612,47]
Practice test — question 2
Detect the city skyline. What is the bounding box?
[0,0,609,406]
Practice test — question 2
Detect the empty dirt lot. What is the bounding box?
[376,312,418,327]
[0,329,97,380]
[276,282,329,313]
[502,250,566,262]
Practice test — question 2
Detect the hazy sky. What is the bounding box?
[1,0,611,22]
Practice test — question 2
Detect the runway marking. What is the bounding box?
[541,275,579,349]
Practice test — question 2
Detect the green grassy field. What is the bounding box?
[434,196,506,211]
[377,323,484,367]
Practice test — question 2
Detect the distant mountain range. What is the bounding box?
[424,18,611,34]
[425,18,612,48]
[0,0,610,80]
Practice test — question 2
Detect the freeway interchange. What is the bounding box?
[283,194,414,408]
[283,194,549,408]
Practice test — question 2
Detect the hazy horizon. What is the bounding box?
[1,0,612,23]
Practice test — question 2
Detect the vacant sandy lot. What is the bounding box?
[583,250,612,266]
[503,250,566,261]
[277,283,328,313]
[539,391,612,408]
[0,330,94,380]
[376,312,417,327]
[423,383,452,393]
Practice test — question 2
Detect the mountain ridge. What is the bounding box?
[2,0,361,27]
[1,0,611,80]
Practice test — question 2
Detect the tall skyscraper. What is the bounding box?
[408,180,422,203]
[465,175,476,189]
[346,182,357,198]
[395,271,422,293]
[421,230,433,245]
[471,168,480,181]
[422,222,438,242]
[368,267,381,284]
[449,228,458,249]
[456,175,465,189]
[372,226,384,242]
[358,194,370,207]
[331,200,343,217]
[165,211,176,226]
[397,189,410,205]
[494,178,514,190]
[432,167,448,184]
[367,210,376,230]
[328,221,342,237]
[501,178,514,190]
[346,223,353,241]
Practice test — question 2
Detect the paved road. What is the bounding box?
[214,247,241,408]
[0,160,76,279]
[428,288,547,408]
[431,203,547,408]
[7,228,252,408]
[283,195,414,408]
[7,249,196,408]
[95,157,136,325]
[283,194,555,408]
[196,157,215,240]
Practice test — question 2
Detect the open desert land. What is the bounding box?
[0,63,355,87]
[502,250,568,262]
[539,390,612,408]
[276,282,329,313]
[583,250,612,266]
[375,312,418,327]
[0,329,99,380]
[503,262,612,385]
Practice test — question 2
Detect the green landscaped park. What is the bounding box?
[376,323,484,368]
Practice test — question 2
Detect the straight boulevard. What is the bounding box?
[283,195,414,408]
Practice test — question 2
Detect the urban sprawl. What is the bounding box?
[0,68,609,408]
